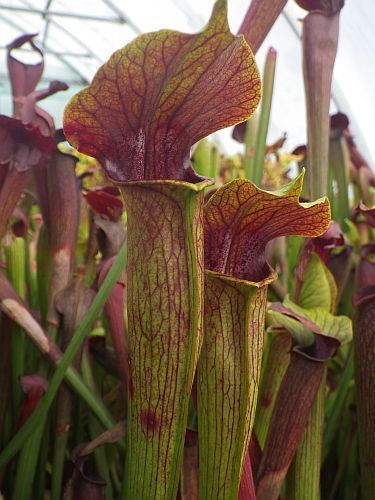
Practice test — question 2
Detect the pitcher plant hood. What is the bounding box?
[63,0,261,183]
[204,171,331,283]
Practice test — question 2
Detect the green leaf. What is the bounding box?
[299,252,336,311]
[192,138,214,178]
[269,296,352,346]
[252,47,276,186]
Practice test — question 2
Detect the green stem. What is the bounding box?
[110,459,122,494]
[327,166,337,221]
[25,229,39,311]
[11,424,44,500]
[5,237,26,419]
[5,237,26,293]
[329,134,350,226]
[243,114,258,180]
[328,399,357,500]
[210,144,220,179]
[51,382,73,500]
[252,47,276,187]
[35,418,51,500]
[81,347,113,500]
[339,429,358,500]
[14,387,51,500]
[0,315,12,446]
[36,226,51,327]
[323,349,353,462]
[286,369,326,499]
[31,325,58,499]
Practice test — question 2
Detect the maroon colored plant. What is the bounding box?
[0,34,68,240]
[17,375,48,430]
[296,0,344,14]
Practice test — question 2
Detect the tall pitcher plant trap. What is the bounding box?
[62,1,331,498]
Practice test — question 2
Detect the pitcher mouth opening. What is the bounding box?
[116,177,214,192]
[205,263,278,289]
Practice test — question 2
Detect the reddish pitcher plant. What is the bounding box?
[61,0,334,497]
[259,274,351,498]
[353,206,375,497]
[0,34,67,240]
[299,0,344,199]
[64,1,261,497]
[199,173,330,498]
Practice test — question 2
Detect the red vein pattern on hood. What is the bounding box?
[63,0,260,183]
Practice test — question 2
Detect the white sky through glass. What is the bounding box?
[0,0,373,166]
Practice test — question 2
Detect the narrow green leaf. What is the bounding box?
[81,348,113,500]
[11,425,44,500]
[329,134,350,226]
[210,144,220,179]
[323,348,353,462]
[5,237,26,417]
[252,47,276,186]
[243,114,258,180]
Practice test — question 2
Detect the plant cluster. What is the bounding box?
[0,1,374,499]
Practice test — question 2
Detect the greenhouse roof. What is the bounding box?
[0,0,374,166]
